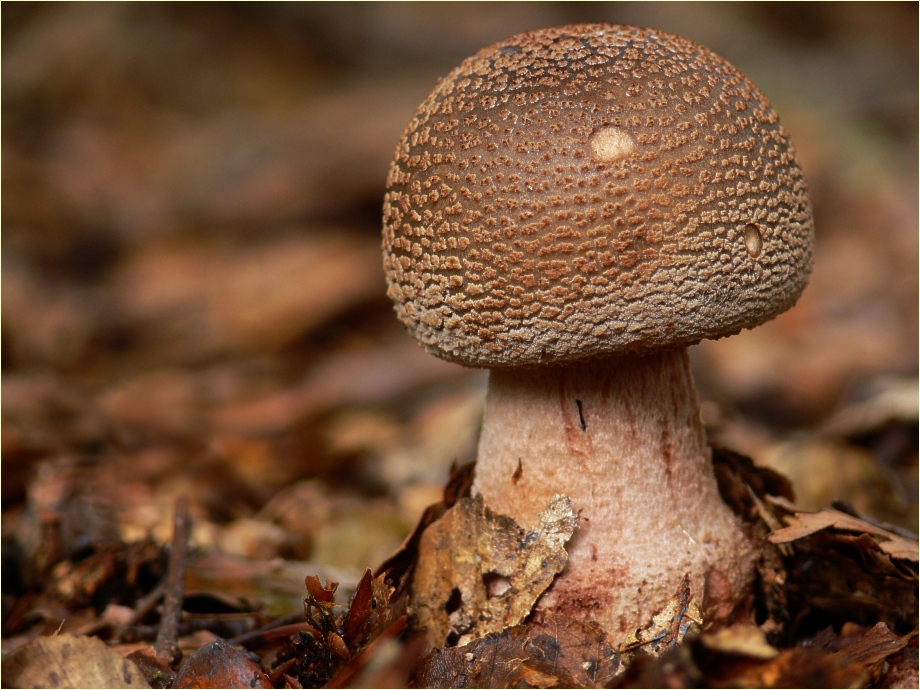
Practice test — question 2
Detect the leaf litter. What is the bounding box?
[3,4,918,688]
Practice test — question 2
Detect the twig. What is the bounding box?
[154,496,191,668]
[129,579,167,627]
[228,612,308,647]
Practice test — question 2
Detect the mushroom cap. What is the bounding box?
[383,24,814,368]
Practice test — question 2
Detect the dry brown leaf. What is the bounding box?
[112,232,382,358]
[613,629,875,689]
[878,634,919,689]
[700,624,779,660]
[416,614,619,689]
[411,494,576,649]
[833,622,913,673]
[880,536,920,561]
[415,627,533,688]
[172,638,272,688]
[715,646,869,689]
[620,574,701,659]
[527,614,621,688]
[780,528,918,636]
[821,376,918,438]
[1,633,151,688]
[768,508,919,561]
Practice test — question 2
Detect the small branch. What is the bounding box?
[228,612,308,648]
[130,580,167,626]
[155,496,191,668]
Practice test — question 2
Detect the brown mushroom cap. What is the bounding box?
[383,24,814,368]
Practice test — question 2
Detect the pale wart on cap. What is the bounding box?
[382,24,814,367]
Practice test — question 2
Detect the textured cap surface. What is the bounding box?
[383,24,814,367]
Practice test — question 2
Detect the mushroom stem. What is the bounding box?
[473,347,755,641]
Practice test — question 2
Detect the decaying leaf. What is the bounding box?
[416,614,619,689]
[613,623,909,689]
[834,621,912,667]
[1,633,151,689]
[714,646,869,689]
[878,634,919,689]
[172,638,272,688]
[124,647,176,689]
[340,567,404,651]
[711,445,795,522]
[524,614,621,688]
[620,574,701,660]
[769,507,919,562]
[376,461,476,602]
[411,494,576,649]
[700,624,779,660]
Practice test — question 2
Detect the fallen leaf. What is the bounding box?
[768,508,919,562]
[821,376,918,438]
[878,634,919,689]
[712,646,868,689]
[111,232,382,358]
[411,494,576,649]
[615,634,870,689]
[303,576,340,633]
[416,615,618,689]
[526,614,620,688]
[335,567,403,653]
[700,624,779,660]
[834,622,912,669]
[782,529,918,636]
[620,574,701,658]
[375,460,476,601]
[341,569,374,644]
[172,638,272,688]
[415,628,532,688]
[1,633,150,688]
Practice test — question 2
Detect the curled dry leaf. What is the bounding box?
[755,489,917,638]
[619,574,702,669]
[768,508,919,562]
[0,633,151,689]
[410,494,576,649]
[172,638,272,689]
[833,621,913,670]
[700,624,779,660]
[340,567,404,651]
[879,634,919,689]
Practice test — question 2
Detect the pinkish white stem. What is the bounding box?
[472,347,755,641]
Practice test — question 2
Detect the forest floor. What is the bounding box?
[2,4,917,688]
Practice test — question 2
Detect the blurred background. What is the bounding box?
[2,2,917,612]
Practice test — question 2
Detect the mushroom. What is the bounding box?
[382,24,814,641]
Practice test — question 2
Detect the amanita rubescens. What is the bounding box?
[382,24,814,641]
